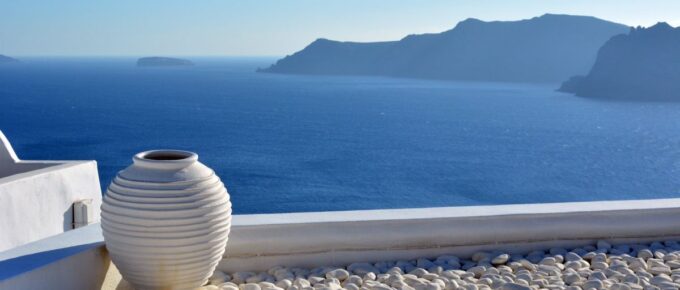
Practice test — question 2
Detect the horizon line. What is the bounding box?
[1,55,284,58]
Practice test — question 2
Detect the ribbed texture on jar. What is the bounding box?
[102,164,231,290]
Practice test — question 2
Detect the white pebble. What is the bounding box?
[638,249,654,260]
[220,284,239,290]
[583,280,604,289]
[364,272,377,281]
[499,283,532,290]
[233,272,256,284]
[348,263,379,275]
[241,283,262,290]
[217,241,680,290]
[492,254,510,265]
[325,269,349,281]
[210,271,232,285]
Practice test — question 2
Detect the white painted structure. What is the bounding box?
[218,198,680,272]
[2,198,680,289]
[0,224,109,290]
[0,131,101,252]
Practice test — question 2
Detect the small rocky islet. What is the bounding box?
[136,56,194,67]
[0,54,19,63]
[201,240,680,290]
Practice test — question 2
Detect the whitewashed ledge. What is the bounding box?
[0,224,108,290]
[219,198,680,273]
[3,199,680,289]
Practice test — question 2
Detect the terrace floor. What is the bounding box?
[103,240,680,290]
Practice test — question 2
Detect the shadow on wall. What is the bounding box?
[63,207,73,232]
[0,242,105,281]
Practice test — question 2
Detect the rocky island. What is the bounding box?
[259,14,628,83]
[136,57,194,67]
[0,54,19,63]
[559,23,680,101]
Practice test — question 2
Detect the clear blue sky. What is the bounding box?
[1,0,678,56]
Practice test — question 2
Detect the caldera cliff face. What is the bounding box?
[559,23,680,101]
[259,14,628,83]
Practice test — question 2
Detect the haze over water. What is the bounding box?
[1,58,680,214]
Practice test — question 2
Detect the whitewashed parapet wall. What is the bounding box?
[0,131,102,252]
[3,199,680,289]
[219,199,680,272]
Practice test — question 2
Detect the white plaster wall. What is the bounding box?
[0,131,102,252]
[0,161,102,252]
[218,199,680,272]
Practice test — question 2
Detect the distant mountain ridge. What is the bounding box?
[259,14,629,83]
[559,23,680,101]
[0,55,19,63]
[137,57,194,67]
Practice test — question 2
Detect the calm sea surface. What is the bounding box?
[1,57,680,214]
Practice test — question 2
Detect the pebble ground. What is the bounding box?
[199,240,680,290]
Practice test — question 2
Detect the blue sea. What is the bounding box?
[1,57,680,214]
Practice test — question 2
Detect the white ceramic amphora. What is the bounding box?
[101,150,231,290]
